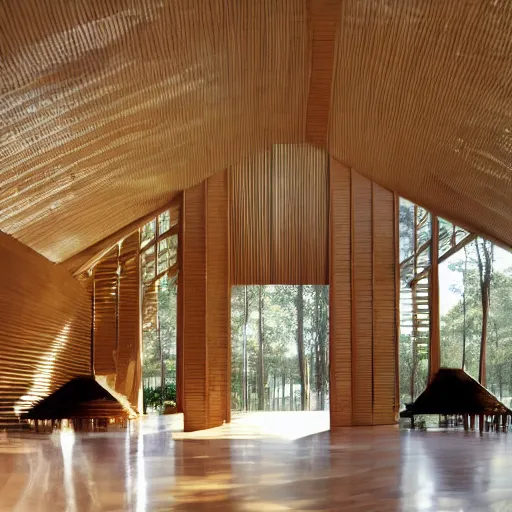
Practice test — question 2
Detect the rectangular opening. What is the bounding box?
[231,285,329,412]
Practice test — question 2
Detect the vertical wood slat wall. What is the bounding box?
[206,170,231,426]
[329,158,398,426]
[372,184,397,425]
[329,159,352,426]
[177,193,185,413]
[182,173,230,431]
[0,231,91,422]
[116,233,141,410]
[93,246,119,375]
[93,235,141,411]
[351,171,373,425]
[230,144,328,285]
[182,183,208,431]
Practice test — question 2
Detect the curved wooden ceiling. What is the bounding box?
[1,0,511,262]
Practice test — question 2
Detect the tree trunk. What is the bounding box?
[282,374,286,410]
[289,370,293,411]
[296,285,305,410]
[480,288,489,385]
[242,286,249,411]
[157,289,165,409]
[493,320,502,399]
[258,287,265,410]
[476,240,493,387]
[314,286,321,410]
[319,286,327,410]
[273,374,277,411]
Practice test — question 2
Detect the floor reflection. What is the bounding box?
[1,416,512,511]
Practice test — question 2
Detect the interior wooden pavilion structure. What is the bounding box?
[2,0,512,509]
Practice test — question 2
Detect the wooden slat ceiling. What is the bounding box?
[1,0,512,262]
[0,0,310,261]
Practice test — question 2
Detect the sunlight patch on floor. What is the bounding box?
[172,411,329,440]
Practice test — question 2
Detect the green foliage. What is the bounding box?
[143,383,177,411]
[142,276,177,381]
[441,253,512,399]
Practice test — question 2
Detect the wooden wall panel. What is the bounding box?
[372,183,396,425]
[206,170,230,426]
[177,193,185,413]
[93,246,119,376]
[272,146,304,284]
[182,172,230,431]
[329,159,398,426]
[272,145,329,284]
[231,144,328,285]
[116,233,141,411]
[230,151,271,284]
[0,231,90,423]
[351,170,373,425]
[329,158,352,427]
[183,183,208,432]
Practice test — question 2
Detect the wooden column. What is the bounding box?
[329,159,352,427]
[182,173,230,432]
[93,246,119,376]
[351,171,373,426]
[372,183,397,425]
[176,193,185,413]
[206,170,231,426]
[429,216,441,381]
[183,182,208,431]
[116,232,141,410]
[329,157,398,427]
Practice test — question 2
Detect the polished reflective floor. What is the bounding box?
[1,414,512,511]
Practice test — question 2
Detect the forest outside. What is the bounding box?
[231,285,329,412]
[142,275,177,412]
[399,198,512,409]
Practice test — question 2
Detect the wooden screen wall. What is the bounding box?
[329,158,398,426]
[230,144,329,285]
[182,170,230,432]
[0,231,91,423]
[116,233,141,409]
[92,232,141,410]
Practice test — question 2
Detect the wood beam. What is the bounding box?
[409,233,477,286]
[60,195,179,276]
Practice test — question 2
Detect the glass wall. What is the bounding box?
[399,196,512,408]
[140,207,179,413]
[440,237,512,404]
[231,285,329,412]
[399,199,431,405]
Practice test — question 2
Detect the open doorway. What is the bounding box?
[231,285,329,413]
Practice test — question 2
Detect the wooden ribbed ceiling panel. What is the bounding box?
[0,0,310,262]
[329,0,512,247]
[2,0,512,257]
